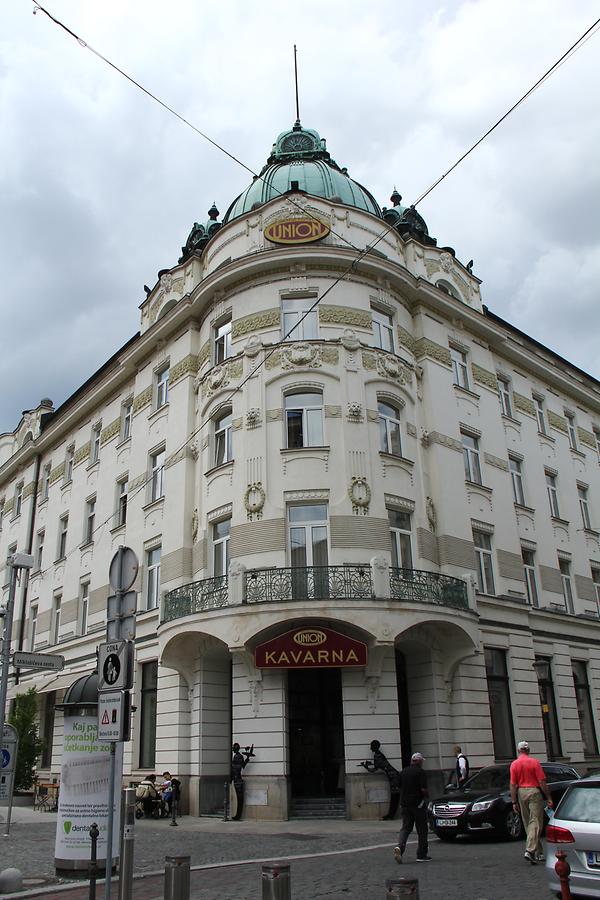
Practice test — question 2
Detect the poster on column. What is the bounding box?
[54,714,123,866]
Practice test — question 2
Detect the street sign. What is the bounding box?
[97,641,133,693]
[98,691,130,742]
[109,547,139,593]
[1,724,18,804]
[106,590,137,642]
[12,651,65,672]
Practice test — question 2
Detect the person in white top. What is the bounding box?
[453,745,469,787]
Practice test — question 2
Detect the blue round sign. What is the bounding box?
[1,748,10,768]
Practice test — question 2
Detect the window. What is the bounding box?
[473,530,495,594]
[288,504,329,598]
[450,346,469,389]
[121,400,133,442]
[281,297,318,341]
[578,486,592,530]
[79,582,89,635]
[64,446,74,484]
[592,568,600,613]
[146,546,161,609]
[214,317,232,364]
[371,308,394,352]
[0,500,4,531]
[378,401,402,456]
[35,529,45,571]
[509,456,525,505]
[212,519,231,577]
[534,396,547,435]
[41,464,51,502]
[572,661,598,757]
[150,448,165,502]
[83,497,96,545]
[462,432,482,484]
[51,595,61,645]
[139,661,158,769]
[155,365,169,409]
[57,514,68,560]
[214,410,233,466]
[498,377,512,417]
[546,472,560,518]
[595,428,600,457]
[14,483,23,518]
[534,656,562,760]
[559,558,574,613]
[285,392,324,448]
[116,477,128,527]
[522,548,539,607]
[29,604,38,650]
[388,509,413,570]
[566,412,578,451]
[90,422,102,464]
[484,648,515,760]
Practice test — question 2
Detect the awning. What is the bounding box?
[6,670,89,699]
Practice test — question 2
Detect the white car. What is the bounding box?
[546,775,600,897]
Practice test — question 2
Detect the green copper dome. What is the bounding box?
[222,122,382,223]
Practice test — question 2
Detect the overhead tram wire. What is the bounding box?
[31,7,600,578]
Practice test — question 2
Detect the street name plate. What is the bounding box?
[13,651,65,672]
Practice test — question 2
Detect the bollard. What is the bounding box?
[385,877,419,898]
[223,781,230,821]
[555,850,573,900]
[164,855,190,900]
[170,794,179,827]
[88,823,99,900]
[262,863,291,900]
[118,788,136,900]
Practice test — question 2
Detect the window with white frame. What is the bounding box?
[150,448,165,502]
[371,307,395,352]
[146,546,161,609]
[534,396,547,434]
[57,514,68,560]
[29,604,38,650]
[14,482,23,518]
[388,509,413,570]
[214,317,232,364]
[565,412,578,451]
[214,410,233,466]
[473,530,495,594]
[288,504,329,570]
[450,346,469,389]
[90,422,102,464]
[212,518,231,577]
[0,499,4,531]
[594,429,600,457]
[35,529,45,571]
[462,432,482,484]
[155,365,169,409]
[578,486,592,530]
[559,558,574,613]
[281,297,318,341]
[64,446,74,484]
[509,456,525,505]
[51,594,62,645]
[285,391,324,448]
[378,401,402,456]
[116,477,128,527]
[522,548,539,607]
[592,567,600,612]
[83,497,96,545]
[120,399,133,442]
[546,472,560,518]
[79,582,89,635]
[498,377,512,417]
[41,463,51,502]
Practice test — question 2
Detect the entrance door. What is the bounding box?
[288,668,344,797]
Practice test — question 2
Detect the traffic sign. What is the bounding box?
[106,590,137,642]
[1,725,18,804]
[109,547,139,593]
[98,691,130,742]
[12,651,65,672]
[98,641,133,693]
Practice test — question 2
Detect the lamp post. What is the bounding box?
[0,552,34,739]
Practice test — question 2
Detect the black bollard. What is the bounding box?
[223,781,230,821]
[385,877,419,898]
[170,795,179,827]
[88,822,99,900]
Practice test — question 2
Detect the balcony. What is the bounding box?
[161,564,470,624]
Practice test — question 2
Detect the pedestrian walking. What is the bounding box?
[394,752,431,863]
[361,739,401,819]
[509,740,553,864]
[453,745,469,788]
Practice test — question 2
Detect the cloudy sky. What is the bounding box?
[1,0,599,434]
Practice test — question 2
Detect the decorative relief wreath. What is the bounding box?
[348,476,371,514]
[244,482,266,520]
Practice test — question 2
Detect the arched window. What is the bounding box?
[436,279,461,300]
[214,409,232,466]
[285,391,324,448]
[378,401,402,456]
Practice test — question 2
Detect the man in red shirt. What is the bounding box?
[510,740,553,864]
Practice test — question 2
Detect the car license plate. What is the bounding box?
[436,818,458,827]
[587,852,600,867]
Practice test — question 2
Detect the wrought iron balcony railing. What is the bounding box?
[389,567,469,610]
[245,565,373,604]
[162,575,228,623]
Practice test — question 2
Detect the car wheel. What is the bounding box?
[503,808,524,840]
[435,831,457,842]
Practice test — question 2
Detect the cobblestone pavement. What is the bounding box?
[0,809,560,899]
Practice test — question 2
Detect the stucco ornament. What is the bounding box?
[244,482,266,520]
[281,342,321,369]
[377,354,406,383]
[160,272,173,293]
[192,508,199,543]
[208,366,227,390]
[349,476,371,515]
[347,401,363,422]
[189,439,199,461]
[440,252,454,273]
[246,408,261,429]
[341,329,360,352]
[244,335,263,358]
[426,496,437,532]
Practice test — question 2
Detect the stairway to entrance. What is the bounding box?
[289,796,346,819]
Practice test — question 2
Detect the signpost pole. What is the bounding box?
[103,742,116,900]
[0,563,19,741]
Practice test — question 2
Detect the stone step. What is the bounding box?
[290,796,346,818]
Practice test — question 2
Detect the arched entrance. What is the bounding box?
[288,666,344,797]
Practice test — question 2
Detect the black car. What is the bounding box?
[428,762,579,841]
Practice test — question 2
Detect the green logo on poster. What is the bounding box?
[63,821,72,834]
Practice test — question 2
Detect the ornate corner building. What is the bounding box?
[2,121,600,819]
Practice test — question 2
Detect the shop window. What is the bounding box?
[139,661,158,769]
[572,661,598,757]
[533,656,562,760]
[484,648,515,760]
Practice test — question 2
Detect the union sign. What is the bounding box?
[264,218,330,245]
[255,626,367,669]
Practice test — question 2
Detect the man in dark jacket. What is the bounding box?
[394,752,431,863]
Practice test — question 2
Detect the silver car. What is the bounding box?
[546,775,600,897]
